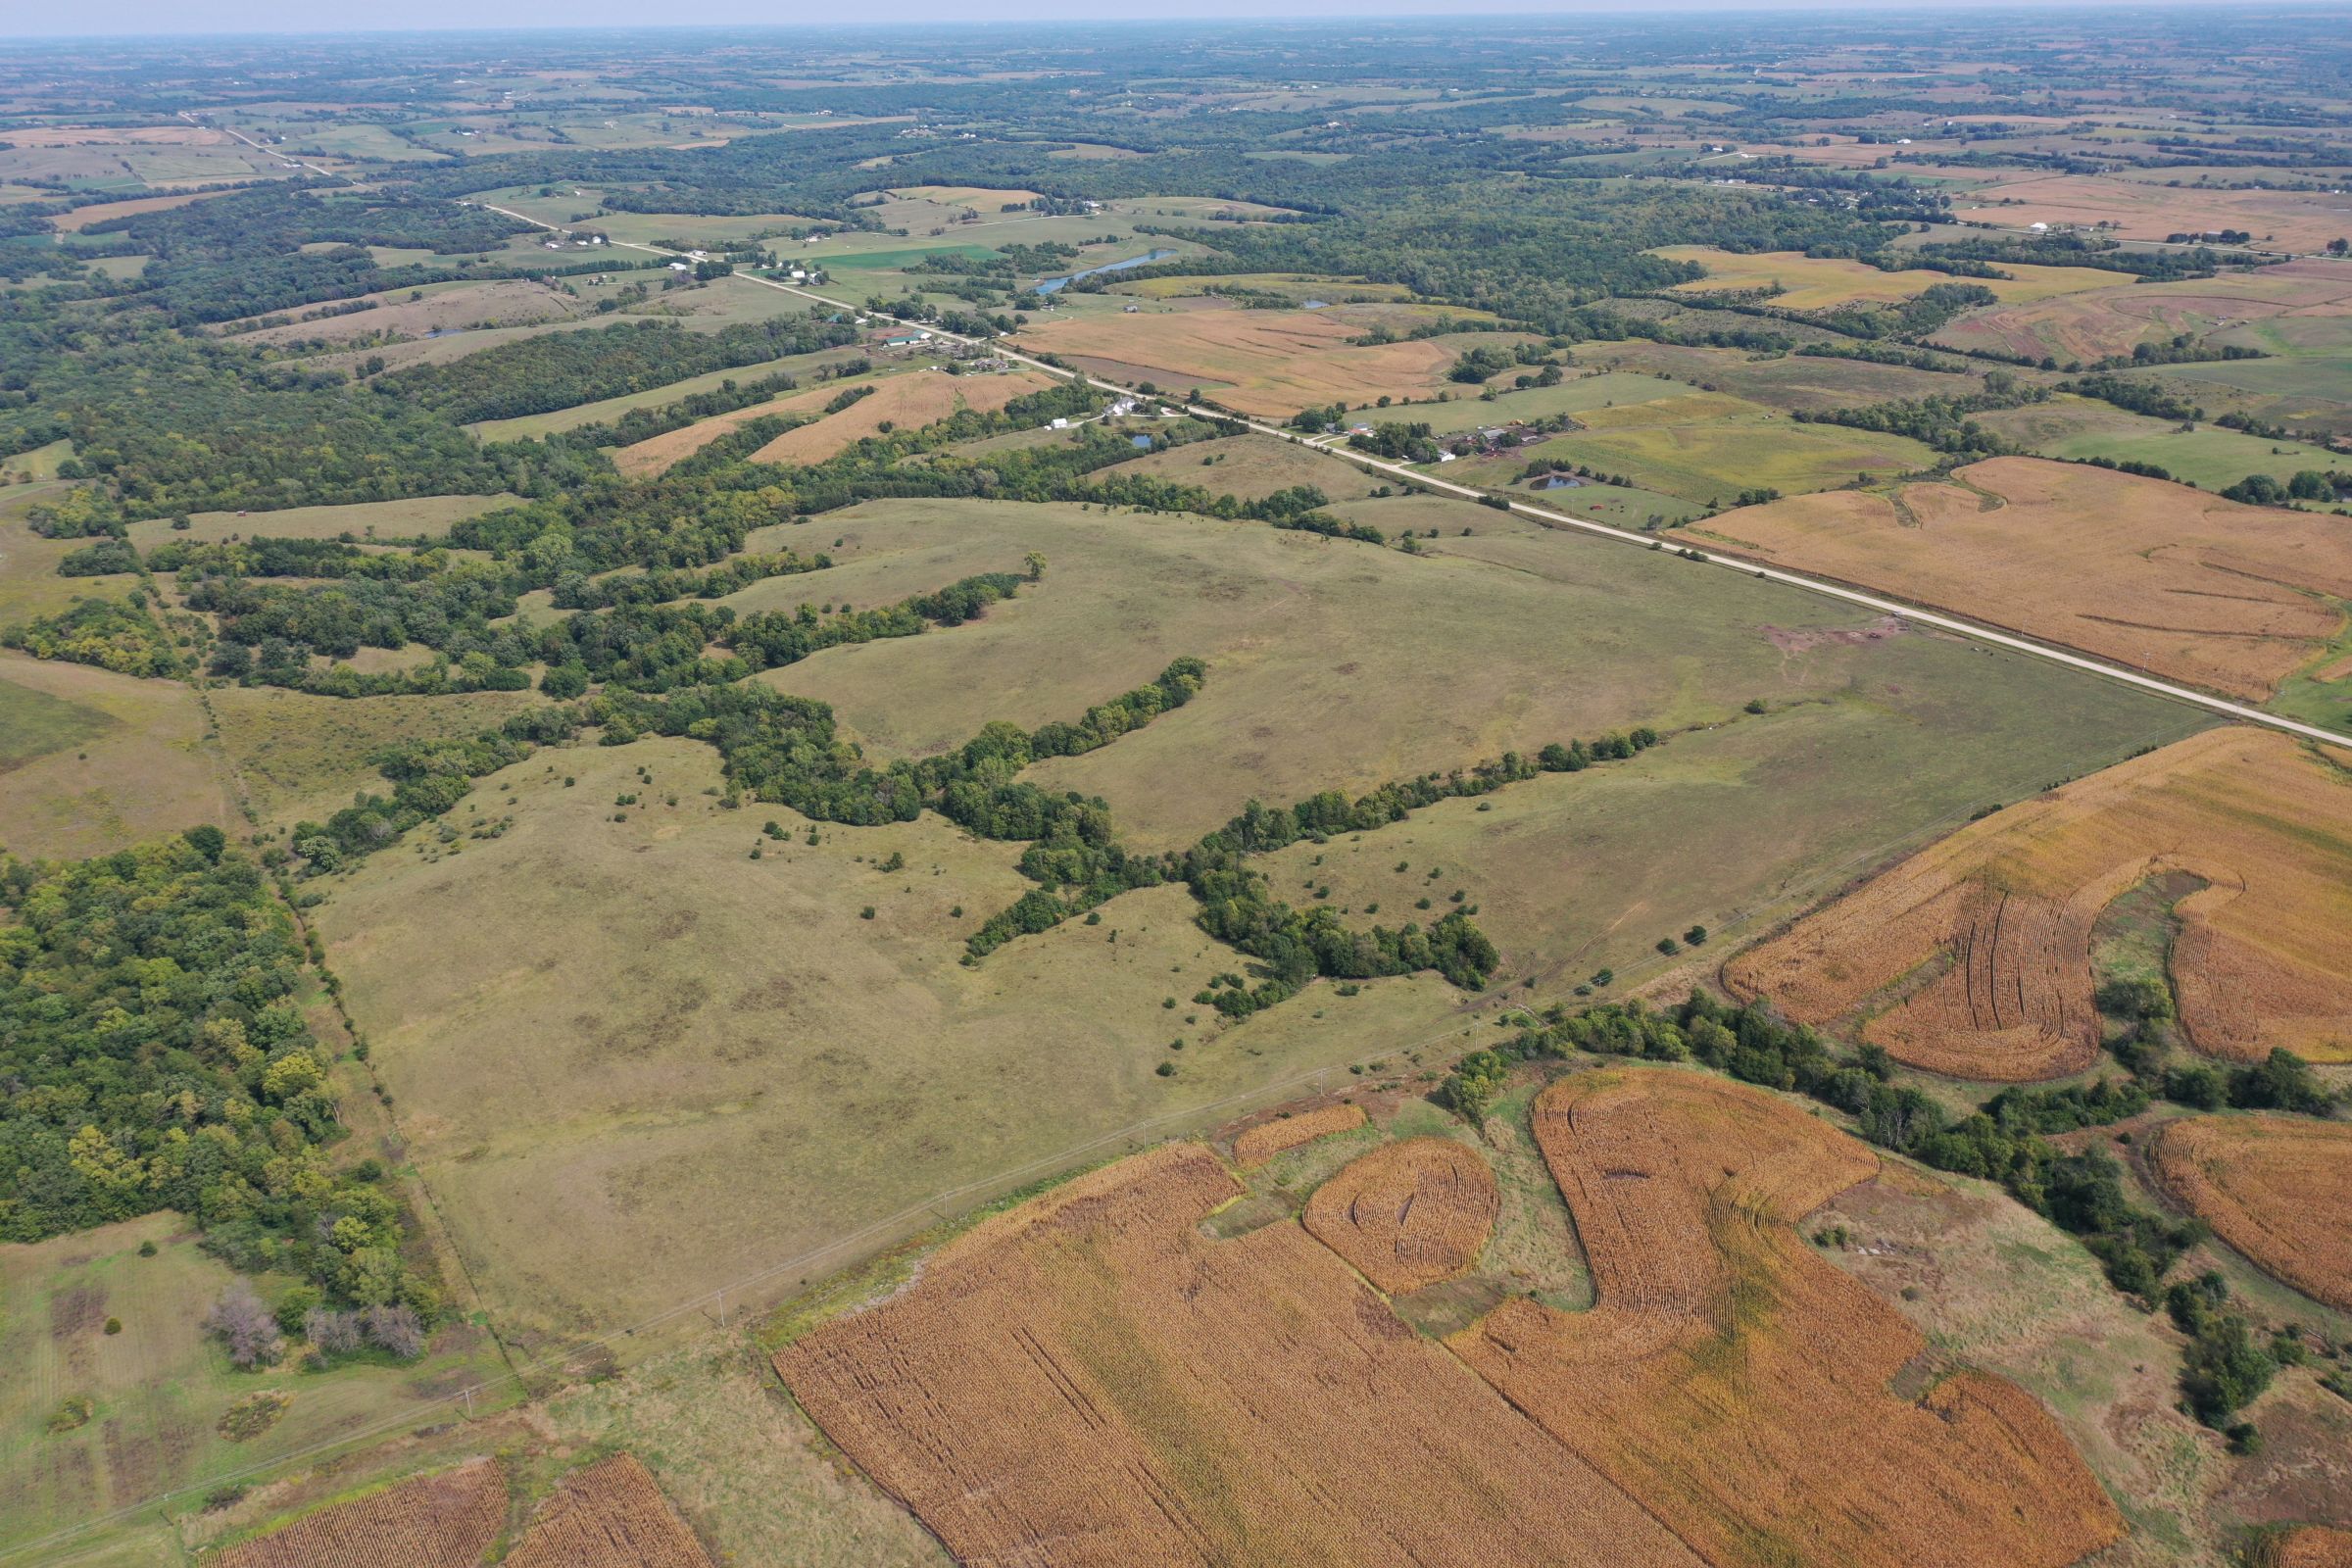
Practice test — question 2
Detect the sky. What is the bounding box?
[4,0,2298,39]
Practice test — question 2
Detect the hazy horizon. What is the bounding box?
[7,0,2326,41]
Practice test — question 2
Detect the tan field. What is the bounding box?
[1655,245,2124,310]
[0,652,238,859]
[1012,307,1477,416]
[1452,1069,2124,1568]
[610,382,843,476]
[217,1459,507,1568]
[1726,727,2352,1078]
[2152,1116,2352,1312]
[1696,457,2352,703]
[747,368,1056,466]
[1933,258,2352,364]
[207,684,544,829]
[2278,1528,2352,1568]
[776,1142,1708,1568]
[1949,173,2352,254]
[503,1454,714,1568]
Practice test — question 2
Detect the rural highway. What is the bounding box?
[477,202,2352,752]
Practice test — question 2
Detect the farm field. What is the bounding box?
[0,653,237,860]
[1301,1137,1497,1293]
[1970,396,2348,491]
[1013,306,1500,416]
[206,685,545,828]
[2152,1117,2352,1312]
[312,735,1471,1336]
[463,343,872,441]
[1233,1102,1368,1165]
[1693,457,2352,704]
[1946,173,2352,254]
[1654,245,2124,309]
[123,494,514,550]
[1931,259,2352,364]
[746,368,1056,465]
[215,1459,507,1568]
[1725,726,2352,1079]
[1089,431,1387,501]
[1566,340,1977,414]
[776,1142,1708,1567]
[2125,352,2352,441]
[1453,1068,2123,1568]
[744,496,2189,853]
[215,277,584,349]
[1453,407,1938,505]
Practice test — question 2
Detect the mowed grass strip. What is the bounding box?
[1727,726,2352,1077]
[1695,456,2352,703]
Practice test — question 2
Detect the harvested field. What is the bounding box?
[1303,1137,1498,1294]
[777,1143,1705,1568]
[611,384,837,477]
[1013,308,1474,418]
[1726,726,2352,1077]
[1233,1102,1367,1166]
[748,369,1054,466]
[2151,1116,2352,1311]
[1696,456,2352,703]
[1453,1068,2123,1568]
[1948,173,2352,255]
[1654,245,2121,310]
[505,1454,715,1568]
[1092,431,1384,502]
[2278,1528,2352,1568]
[216,1458,506,1568]
[1933,259,2352,364]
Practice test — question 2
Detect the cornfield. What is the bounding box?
[1302,1137,1497,1294]
[1450,1068,2123,1568]
[777,1143,1705,1567]
[2151,1115,2352,1311]
[1233,1102,1367,1166]
[2276,1527,2352,1568]
[505,1453,714,1568]
[214,1457,504,1568]
[1727,727,2352,1077]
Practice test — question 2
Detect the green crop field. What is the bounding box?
[1974,395,2347,491]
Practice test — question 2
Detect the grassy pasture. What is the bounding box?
[464,343,872,441]
[1091,432,1387,501]
[125,495,515,550]
[0,1212,511,1563]
[208,685,546,830]
[1473,413,1938,505]
[0,653,237,860]
[316,735,1471,1338]
[0,484,142,626]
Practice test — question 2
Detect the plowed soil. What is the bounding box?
[215,1458,506,1568]
[1726,727,2352,1077]
[1302,1137,1498,1294]
[2151,1116,2352,1311]
[1232,1102,1367,1166]
[1697,456,2352,703]
[504,1454,714,1568]
[1451,1068,2124,1568]
[776,1143,1705,1568]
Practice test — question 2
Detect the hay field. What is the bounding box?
[2152,1116,2352,1311]
[218,278,581,349]
[775,1143,1706,1568]
[1696,457,2352,703]
[503,1454,714,1568]
[1971,396,2347,491]
[1302,1137,1497,1294]
[0,653,237,859]
[1726,726,2352,1078]
[1012,308,1472,416]
[1508,412,1938,504]
[1234,1102,1367,1166]
[216,1459,507,1568]
[1091,432,1386,501]
[464,344,868,442]
[1932,259,2352,364]
[1566,340,1977,414]
[747,369,1056,466]
[1948,174,2352,254]
[1453,1069,2123,1568]
[208,685,544,829]
[124,494,514,550]
[610,382,844,477]
[1654,245,2122,309]
[316,736,1469,1335]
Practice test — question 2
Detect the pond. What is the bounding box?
[1034,248,1180,293]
